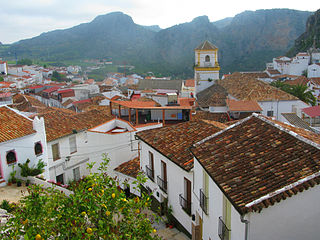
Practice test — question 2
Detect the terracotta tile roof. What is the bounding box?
[191,114,320,214]
[43,86,61,93]
[114,157,141,178]
[196,84,228,107]
[195,40,218,50]
[112,99,159,108]
[185,79,195,87]
[283,76,309,86]
[218,73,297,101]
[240,72,269,78]
[35,108,113,141]
[310,77,320,85]
[10,94,46,113]
[178,98,195,107]
[191,111,230,123]
[62,99,74,107]
[266,69,281,75]
[226,99,262,112]
[136,120,226,171]
[302,105,320,118]
[281,113,316,133]
[0,106,36,143]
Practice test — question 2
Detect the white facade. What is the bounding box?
[194,47,220,94]
[193,158,320,240]
[47,131,90,184]
[258,100,309,122]
[0,110,48,184]
[0,61,8,75]
[140,141,193,234]
[307,63,320,78]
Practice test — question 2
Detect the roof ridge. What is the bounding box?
[253,113,320,150]
[245,170,320,208]
[194,114,253,147]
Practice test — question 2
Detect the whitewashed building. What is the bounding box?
[0,106,48,185]
[136,120,226,234]
[0,61,8,75]
[215,72,309,122]
[190,114,320,240]
[308,63,320,78]
[194,40,220,93]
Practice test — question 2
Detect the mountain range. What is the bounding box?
[1,9,313,77]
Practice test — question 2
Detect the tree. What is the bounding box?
[0,76,3,81]
[0,156,161,240]
[17,58,32,66]
[289,84,317,106]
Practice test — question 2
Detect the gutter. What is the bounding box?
[240,215,249,240]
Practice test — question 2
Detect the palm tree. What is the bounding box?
[289,84,316,106]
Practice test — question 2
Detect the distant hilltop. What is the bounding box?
[1,9,313,77]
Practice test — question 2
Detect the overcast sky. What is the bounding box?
[0,0,318,44]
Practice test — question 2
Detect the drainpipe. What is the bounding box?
[240,215,249,240]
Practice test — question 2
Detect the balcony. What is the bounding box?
[200,189,208,215]
[157,175,167,193]
[179,194,191,216]
[218,216,230,240]
[145,165,154,181]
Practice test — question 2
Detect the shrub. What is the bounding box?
[0,155,161,239]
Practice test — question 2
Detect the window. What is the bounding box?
[34,142,43,156]
[6,150,17,165]
[267,110,274,117]
[52,143,60,161]
[56,174,64,185]
[69,136,77,154]
[205,55,210,62]
[146,151,154,180]
[73,167,80,181]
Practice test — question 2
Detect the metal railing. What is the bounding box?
[145,165,154,181]
[157,175,167,193]
[200,189,208,214]
[218,216,230,240]
[179,194,191,216]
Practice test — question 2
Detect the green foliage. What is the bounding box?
[0,76,3,81]
[0,200,16,213]
[271,81,316,106]
[289,84,317,106]
[3,10,311,77]
[17,58,32,65]
[18,159,46,177]
[51,71,69,82]
[0,155,161,240]
[9,166,17,183]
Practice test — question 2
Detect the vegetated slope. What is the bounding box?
[287,9,320,56]
[6,9,312,77]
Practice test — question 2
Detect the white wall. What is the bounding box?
[47,131,91,184]
[140,142,193,234]
[209,106,228,113]
[192,159,246,240]
[308,64,320,78]
[248,184,320,240]
[0,115,48,182]
[258,100,309,122]
[195,51,217,67]
[150,109,183,121]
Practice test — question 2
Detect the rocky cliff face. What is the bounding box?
[287,9,320,56]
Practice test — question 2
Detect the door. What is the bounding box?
[184,177,191,214]
[223,195,231,240]
[161,161,167,190]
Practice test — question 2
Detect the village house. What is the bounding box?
[0,60,8,75]
[307,63,320,78]
[197,72,309,122]
[190,113,320,240]
[34,108,113,184]
[135,120,226,234]
[0,106,48,186]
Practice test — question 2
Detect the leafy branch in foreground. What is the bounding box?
[0,154,160,240]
